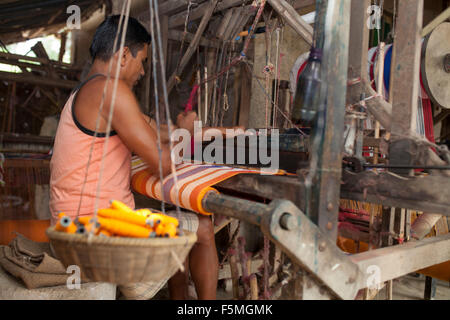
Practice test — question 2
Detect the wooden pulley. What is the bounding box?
[421,22,450,109]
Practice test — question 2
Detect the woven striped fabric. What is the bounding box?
[131,156,280,215]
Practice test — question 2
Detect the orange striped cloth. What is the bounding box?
[131,156,282,215]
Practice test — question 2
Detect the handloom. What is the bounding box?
[131,156,283,215]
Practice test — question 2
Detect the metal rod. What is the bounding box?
[202,191,270,227]
[362,164,450,170]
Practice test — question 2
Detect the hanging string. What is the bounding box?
[76,1,128,218]
[175,0,197,77]
[220,46,232,127]
[149,3,167,214]
[92,0,133,232]
[243,61,306,136]
[193,0,267,89]
[181,0,267,125]
[151,0,182,214]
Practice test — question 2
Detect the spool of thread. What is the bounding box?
[55,213,77,234]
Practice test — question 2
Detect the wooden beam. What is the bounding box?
[168,0,316,29]
[167,29,222,49]
[215,170,450,216]
[267,0,313,46]
[422,6,450,37]
[292,0,315,10]
[434,110,450,125]
[167,0,220,94]
[158,0,207,16]
[168,0,244,29]
[0,71,77,89]
[0,51,80,70]
[351,233,450,287]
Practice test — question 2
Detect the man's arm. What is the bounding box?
[102,80,173,177]
[143,114,176,144]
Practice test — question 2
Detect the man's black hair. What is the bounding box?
[89,15,151,62]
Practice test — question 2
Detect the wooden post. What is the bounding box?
[388,0,424,175]
[229,254,240,299]
[346,0,371,107]
[58,32,67,63]
[249,274,259,300]
[311,0,351,240]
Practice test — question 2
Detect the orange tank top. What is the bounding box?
[50,74,135,225]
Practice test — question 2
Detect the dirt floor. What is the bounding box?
[373,274,450,300]
[151,273,450,300]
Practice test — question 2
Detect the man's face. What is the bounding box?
[122,44,148,87]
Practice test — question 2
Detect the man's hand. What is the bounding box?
[176,111,198,135]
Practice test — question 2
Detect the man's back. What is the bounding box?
[49,74,134,225]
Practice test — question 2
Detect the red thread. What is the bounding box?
[184,84,200,113]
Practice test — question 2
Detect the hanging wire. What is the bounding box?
[151,0,182,214]
[76,1,127,218]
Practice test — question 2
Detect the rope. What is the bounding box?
[151,0,182,214]
[149,1,167,214]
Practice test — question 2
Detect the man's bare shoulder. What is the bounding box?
[74,75,139,131]
[77,76,137,111]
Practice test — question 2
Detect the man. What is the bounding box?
[50,15,218,300]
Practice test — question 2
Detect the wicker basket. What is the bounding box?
[46,226,197,285]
